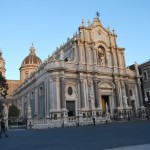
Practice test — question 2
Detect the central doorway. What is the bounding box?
[101,96,109,113]
[66,101,75,116]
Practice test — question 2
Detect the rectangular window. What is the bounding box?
[31,92,34,99]
[143,71,148,81]
[146,92,149,98]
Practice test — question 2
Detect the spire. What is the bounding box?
[107,25,110,32]
[30,43,35,55]
[81,19,85,26]
[88,20,91,26]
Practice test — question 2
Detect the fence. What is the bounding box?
[28,116,108,129]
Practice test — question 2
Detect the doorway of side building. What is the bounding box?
[101,95,109,113]
[66,101,75,116]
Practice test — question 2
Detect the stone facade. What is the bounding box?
[139,60,150,115]
[13,18,145,124]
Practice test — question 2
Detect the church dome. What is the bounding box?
[20,44,42,81]
[21,44,42,66]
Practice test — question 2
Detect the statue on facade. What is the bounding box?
[59,50,64,60]
[105,103,109,114]
[89,92,94,108]
[105,103,111,123]
[97,47,105,65]
[123,96,128,108]
[52,54,56,61]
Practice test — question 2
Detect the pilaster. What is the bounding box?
[137,81,144,107]
[114,80,120,107]
[60,73,66,110]
[116,49,121,68]
[93,79,99,108]
[79,77,85,109]
[34,87,38,117]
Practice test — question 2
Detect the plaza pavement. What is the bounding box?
[106,144,150,150]
[0,120,150,150]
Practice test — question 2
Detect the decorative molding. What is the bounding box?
[65,80,78,99]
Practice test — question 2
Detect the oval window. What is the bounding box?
[68,87,73,95]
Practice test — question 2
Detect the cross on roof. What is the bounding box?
[96,11,100,19]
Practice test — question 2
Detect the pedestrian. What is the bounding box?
[0,119,8,138]
[92,117,96,126]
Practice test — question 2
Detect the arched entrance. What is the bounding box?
[102,95,109,113]
[98,80,115,115]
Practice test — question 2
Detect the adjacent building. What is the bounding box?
[139,60,150,114]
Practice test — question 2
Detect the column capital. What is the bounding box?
[93,79,98,83]
[137,82,141,86]
[79,78,84,82]
[60,76,64,80]
[87,79,93,86]
[52,76,59,82]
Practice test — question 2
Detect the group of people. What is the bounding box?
[0,119,8,138]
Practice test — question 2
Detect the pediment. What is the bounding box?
[98,81,115,89]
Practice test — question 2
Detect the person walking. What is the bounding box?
[0,119,8,138]
[92,117,96,126]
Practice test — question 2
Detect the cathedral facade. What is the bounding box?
[12,18,145,125]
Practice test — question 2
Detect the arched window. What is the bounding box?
[39,86,43,96]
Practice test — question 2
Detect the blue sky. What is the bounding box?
[0,0,150,80]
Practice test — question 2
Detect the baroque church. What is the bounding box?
[0,17,145,128]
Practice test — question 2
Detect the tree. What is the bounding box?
[0,101,3,118]
[0,72,8,98]
[8,105,20,118]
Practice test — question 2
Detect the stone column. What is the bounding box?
[116,50,121,68]
[125,83,131,107]
[85,43,89,65]
[79,78,85,109]
[137,82,143,107]
[78,44,83,63]
[93,49,97,65]
[34,87,38,117]
[114,81,120,107]
[123,52,126,68]
[46,78,50,118]
[111,48,116,67]
[93,80,99,108]
[54,76,61,111]
[60,76,65,109]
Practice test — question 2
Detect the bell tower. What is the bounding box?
[0,51,6,77]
